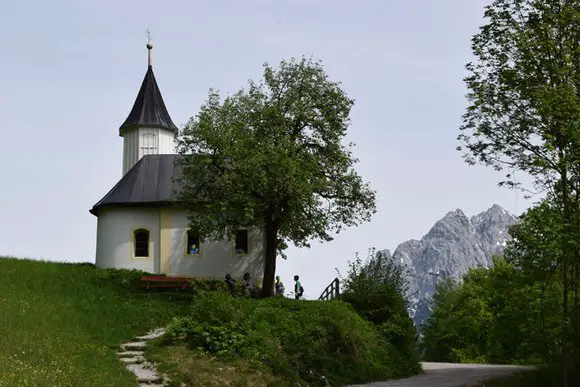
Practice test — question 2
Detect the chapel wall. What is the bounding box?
[159,208,265,286]
[95,208,159,273]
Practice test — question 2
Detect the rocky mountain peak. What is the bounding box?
[379,204,517,329]
[425,209,471,241]
[471,204,513,226]
[443,208,468,220]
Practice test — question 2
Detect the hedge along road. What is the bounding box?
[349,362,535,387]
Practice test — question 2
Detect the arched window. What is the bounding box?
[186,229,201,255]
[134,229,150,257]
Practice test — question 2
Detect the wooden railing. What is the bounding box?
[318,277,340,301]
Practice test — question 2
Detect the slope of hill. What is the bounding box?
[0,257,423,386]
[379,204,516,329]
[0,257,189,386]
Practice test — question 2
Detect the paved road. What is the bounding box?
[349,362,535,387]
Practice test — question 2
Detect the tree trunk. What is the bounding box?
[560,171,573,387]
[261,220,279,298]
[572,251,580,366]
[540,280,549,358]
[562,255,569,387]
[573,263,578,364]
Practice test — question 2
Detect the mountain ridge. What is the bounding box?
[379,204,517,329]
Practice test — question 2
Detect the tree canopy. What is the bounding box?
[458,0,579,198]
[420,255,562,365]
[457,1,579,382]
[176,57,376,297]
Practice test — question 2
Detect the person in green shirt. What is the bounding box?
[294,275,304,300]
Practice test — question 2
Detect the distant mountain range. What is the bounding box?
[378,204,517,329]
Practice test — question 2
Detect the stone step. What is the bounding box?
[119,356,145,364]
[126,364,162,383]
[117,350,144,357]
[120,341,147,350]
[140,361,156,370]
[136,328,166,341]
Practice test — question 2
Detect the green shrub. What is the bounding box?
[165,318,247,356]
[190,278,230,294]
[160,291,409,386]
[338,248,421,376]
[190,278,262,298]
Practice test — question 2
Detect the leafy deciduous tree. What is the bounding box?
[176,57,376,297]
[421,256,559,365]
[457,1,579,381]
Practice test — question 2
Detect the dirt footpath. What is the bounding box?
[348,362,534,387]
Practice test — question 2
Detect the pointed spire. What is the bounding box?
[118,38,178,135]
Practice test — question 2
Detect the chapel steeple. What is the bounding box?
[119,40,178,135]
[119,38,178,176]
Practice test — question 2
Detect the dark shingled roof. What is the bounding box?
[90,155,182,215]
[119,65,178,135]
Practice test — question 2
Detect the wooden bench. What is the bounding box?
[140,276,192,290]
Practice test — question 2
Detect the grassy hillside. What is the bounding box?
[149,289,421,386]
[0,257,190,386]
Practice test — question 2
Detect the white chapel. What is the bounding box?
[90,42,265,285]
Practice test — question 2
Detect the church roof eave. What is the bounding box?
[90,155,182,216]
[89,154,209,217]
[89,201,178,216]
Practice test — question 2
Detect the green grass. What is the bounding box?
[0,257,191,386]
[155,291,421,386]
[0,257,421,386]
[148,344,286,386]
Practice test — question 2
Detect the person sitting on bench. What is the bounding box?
[225,273,235,294]
[243,272,257,298]
[275,276,285,296]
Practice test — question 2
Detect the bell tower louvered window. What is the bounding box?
[140,133,158,156]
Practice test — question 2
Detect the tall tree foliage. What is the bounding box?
[338,248,420,375]
[457,1,579,381]
[176,57,376,297]
[421,256,561,365]
[505,202,569,360]
[339,248,410,327]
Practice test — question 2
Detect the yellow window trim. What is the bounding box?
[131,226,153,260]
[184,229,204,258]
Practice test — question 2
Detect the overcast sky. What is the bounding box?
[0,0,535,298]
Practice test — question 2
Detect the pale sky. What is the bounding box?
[0,0,534,298]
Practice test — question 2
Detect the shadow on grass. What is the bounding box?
[474,364,580,387]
